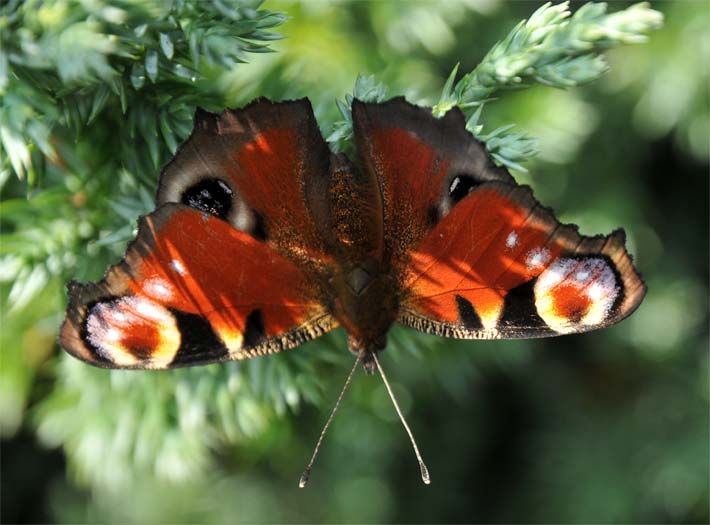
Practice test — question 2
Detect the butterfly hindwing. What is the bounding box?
[352,97,513,268]
[157,98,333,268]
[60,204,336,369]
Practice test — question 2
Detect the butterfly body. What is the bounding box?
[285,149,398,370]
[60,97,645,372]
[329,260,398,371]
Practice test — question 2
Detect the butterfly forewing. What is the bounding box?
[352,97,513,270]
[394,162,645,338]
[61,204,336,369]
[61,99,349,369]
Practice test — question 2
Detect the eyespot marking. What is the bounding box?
[534,257,620,333]
[448,174,480,204]
[171,309,228,365]
[506,231,518,249]
[250,211,268,241]
[143,277,174,300]
[85,296,180,368]
[501,279,549,330]
[181,178,233,220]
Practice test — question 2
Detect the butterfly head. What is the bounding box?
[348,337,384,374]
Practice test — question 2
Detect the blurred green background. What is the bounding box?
[1,1,708,523]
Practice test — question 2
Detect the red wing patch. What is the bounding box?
[399,182,646,338]
[365,126,449,257]
[60,204,336,369]
[231,128,310,245]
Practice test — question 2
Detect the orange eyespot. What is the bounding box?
[86,297,181,368]
[549,284,592,324]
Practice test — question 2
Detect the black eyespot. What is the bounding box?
[501,279,547,329]
[449,174,480,204]
[171,309,228,364]
[181,178,233,220]
[79,298,117,363]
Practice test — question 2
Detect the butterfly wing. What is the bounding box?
[399,182,645,338]
[62,98,340,369]
[60,204,336,369]
[352,98,645,338]
[156,98,333,268]
[352,97,513,268]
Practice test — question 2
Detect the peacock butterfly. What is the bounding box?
[59,98,646,485]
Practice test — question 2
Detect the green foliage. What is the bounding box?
[2,1,707,524]
[606,1,709,162]
[0,0,284,184]
[434,1,663,114]
[326,74,389,152]
[33,342,341,490]
[436,1,662,171]
[327,2,662,172]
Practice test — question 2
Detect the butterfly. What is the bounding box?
[60,97,646,484]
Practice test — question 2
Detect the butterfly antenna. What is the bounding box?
[299,356,360,488]
[372,352,431,485]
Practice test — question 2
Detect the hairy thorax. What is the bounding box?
[328,258,399,371]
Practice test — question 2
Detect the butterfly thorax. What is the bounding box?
[327,257,398,373]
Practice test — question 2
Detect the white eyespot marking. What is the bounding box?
[575,270,590,282]
[85,296,181,368]
[105,327,121,342]
[506,231,518,249]
[171,259,186,275]
[143,277,173,300]
[235,212,251,232]
[526,247,551,271]
[587,282,608,302]
[535,257,577,289]
[449,177,461,194]
[534,257,620,334]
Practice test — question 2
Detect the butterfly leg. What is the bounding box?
[360,352,377,374]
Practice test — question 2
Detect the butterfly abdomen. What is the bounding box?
[308,154,384,262]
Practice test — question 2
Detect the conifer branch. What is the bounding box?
[0,0,285,183]
[328,2,662,171]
